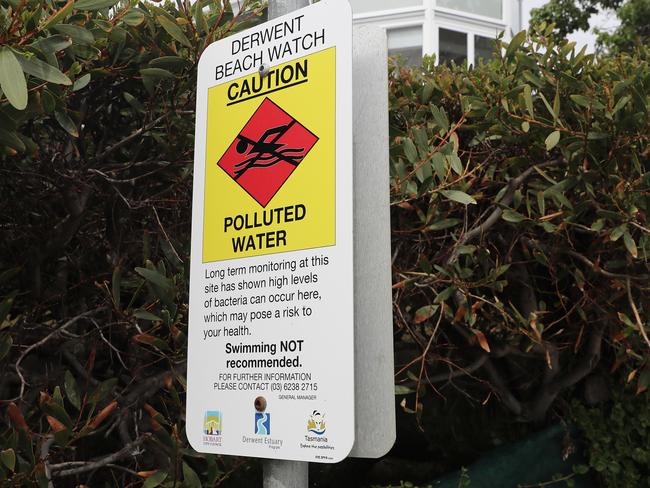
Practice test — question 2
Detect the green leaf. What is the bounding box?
[0,334,12,362]
[148,56,190,72]
[570,94,591,109]
[0,127,26,152]
[182,463,202,488]
[52,24,95,45]
[89,378,118,405]
[140,68,176,80]
[143,471,168,488]
[591,219,605,232]
[414,305,439,324]
[402,138,418,164]
[523,84,534,118]
[441,190,476,205]
[502,209,526,223]
[421,82,434,103]
[156,15,192,48]
[434,286,456,304]
[73,73,91,91]
[426,218,461,231]
[506,30,526,58]
[16,54,72,85]
[194,3,208,34]
[617,312,634,328]
[64,370,81,411]
[430,105,450,132]
[54,111,79,137]
[545,130,561,151]
[447,154,463,175]
[123,91,144,112]
[0,449,16,471]
[135,267,172,291]
[75,0,119,10]
[0,48,28,110]
[623,232,638,258]
[111,266,121,307]
[32,35,73,53]
[611,95,631,115]
[610,224,627,242]
[123,10,146,27]
[394,385,415,395]
[133,309,162,321]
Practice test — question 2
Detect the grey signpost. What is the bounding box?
[263,4,310,488]
[263,2,393,487]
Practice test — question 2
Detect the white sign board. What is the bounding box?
[187,0,354,463]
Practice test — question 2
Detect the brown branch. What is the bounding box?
[523,237,648,281]
[447,159,562,266]
[524,324,606,421]
[12,310,101,401]
[96,113,169,162]
[627,278,650,349]
[50,434,151,477]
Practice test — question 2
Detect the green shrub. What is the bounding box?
[1,3,649,486]
[388,28,649,424]
[0,0,263,486]
[572,389,650,487]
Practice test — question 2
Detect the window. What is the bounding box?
[475,35,496,63]
[438,28,467,65]
[437,0,502,20]
[351,0,421,14]
[388,26,423,66]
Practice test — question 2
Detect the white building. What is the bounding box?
[350,0,523,65]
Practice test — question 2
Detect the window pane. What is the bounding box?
[351,0,421,14]
[388,26,423,66]
[475,35,496,63]
[439,28,467,65]
[437,0,502,19]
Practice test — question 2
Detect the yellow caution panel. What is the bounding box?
[203,48,336,262]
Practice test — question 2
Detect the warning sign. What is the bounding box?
[203,49,336,263]
[188,0,353,464]
[217,98,319,207]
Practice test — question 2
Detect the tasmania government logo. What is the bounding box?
[307,410,326,435]
[217,98,319,207]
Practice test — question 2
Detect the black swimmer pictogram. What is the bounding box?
[233,120,307,180]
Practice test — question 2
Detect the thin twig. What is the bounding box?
[447,159,562,266]
[12,310,100,401]
[40,435,55,488]
[96,113,169,162]
[50,434,150,477]
[627,278,650,349]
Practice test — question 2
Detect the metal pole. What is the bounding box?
[262,0,309,477]
[268,0,309,20]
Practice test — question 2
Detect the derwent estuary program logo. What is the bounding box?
[255,412,271,435]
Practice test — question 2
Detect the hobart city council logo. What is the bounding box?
[217,97,318,208]
[202,410,223,446]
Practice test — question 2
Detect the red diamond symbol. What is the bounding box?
[217,98,319,207]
